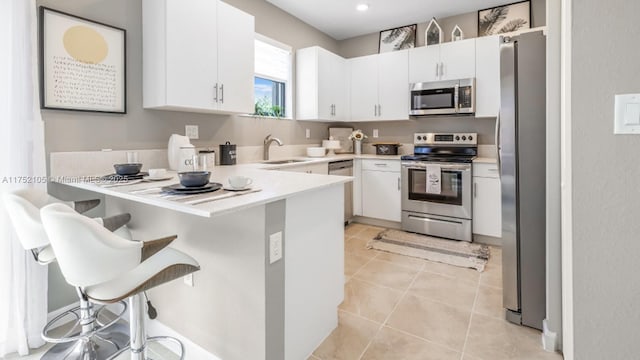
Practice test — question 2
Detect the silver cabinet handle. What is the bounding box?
[439,62,444,78]
[397,177,401,191]
[378,104,381,117]
[495,110,501,179]
[214,83,218,102]
[220,84,224,104]
[374,104,377,116]
[474,182,477,198]
[435,63,439,79]
[374,163,388,167]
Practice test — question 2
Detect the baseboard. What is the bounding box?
[542,319,559,352]
[47,302,77,326]
[472,234,502,247]
[351,216,402,230]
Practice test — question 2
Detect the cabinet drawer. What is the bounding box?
[473,163,499,178]
[362,159,401,172]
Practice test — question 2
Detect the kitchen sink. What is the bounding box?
[263,159,309,165]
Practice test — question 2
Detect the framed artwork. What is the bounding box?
[478,0,531,37]
[378,24,417,53]
[39,7,126,113]
[425,18,443,46]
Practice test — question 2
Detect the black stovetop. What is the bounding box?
[401,145,477,163]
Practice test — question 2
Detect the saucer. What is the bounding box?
[143,175,173,181]
[101,172,148,181]
[223,186,252,192]
[162,182,222,195]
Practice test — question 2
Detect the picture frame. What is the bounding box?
[39,7,127,114]
[378,24,417,53]
[478,0,531,37]
[425,18,443,46]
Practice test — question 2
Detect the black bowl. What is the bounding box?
[114,163,143,176]
[178,171,211,187]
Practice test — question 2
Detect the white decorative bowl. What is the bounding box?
[306,147,326,157]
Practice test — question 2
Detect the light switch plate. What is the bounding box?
[186,125,199,139]
[614,94,640,134]
[269,232,282,264]
[306,129,310,139]
[373,129,379,138]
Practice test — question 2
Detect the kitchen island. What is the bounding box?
[49,154,351,360]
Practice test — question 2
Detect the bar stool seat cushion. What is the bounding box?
[37,245,56,264]
[84,247,199,304]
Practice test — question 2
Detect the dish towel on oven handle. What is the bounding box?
[426,164,441,195]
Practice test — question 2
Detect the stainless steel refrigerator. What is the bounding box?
[498,31,546,330]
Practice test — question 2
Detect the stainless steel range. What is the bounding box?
[401,133,477,241]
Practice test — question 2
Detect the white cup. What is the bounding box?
[228,176,253,190]
[148,168,167,178]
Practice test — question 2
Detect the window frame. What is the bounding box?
[252,33,293,119]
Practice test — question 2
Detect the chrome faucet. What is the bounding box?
[263,134,284,160]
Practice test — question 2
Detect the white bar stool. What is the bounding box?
[2,189,131,359]
[41,203,200,360]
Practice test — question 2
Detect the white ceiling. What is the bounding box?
[266,0,512,40]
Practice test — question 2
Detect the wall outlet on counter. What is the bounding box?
[306,129,310,139]
[184,273,194,287]
[373,129,379,138]
[269,231,283,264]
[186,125,199,139]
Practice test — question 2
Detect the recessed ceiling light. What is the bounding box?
[356,3,369,12]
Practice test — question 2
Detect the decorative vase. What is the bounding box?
[354,140,362,155]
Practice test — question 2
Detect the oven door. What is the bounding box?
[409,81,459,116]
[401,161,472,219]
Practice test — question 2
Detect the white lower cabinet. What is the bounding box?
[472,163,501,237]
[361,160,401,222]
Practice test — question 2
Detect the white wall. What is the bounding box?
[571,1,640,358]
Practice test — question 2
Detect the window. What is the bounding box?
[254,35,292,118]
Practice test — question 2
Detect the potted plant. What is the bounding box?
[348,129,368,155]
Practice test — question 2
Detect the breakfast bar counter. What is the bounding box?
[49,152,350,360]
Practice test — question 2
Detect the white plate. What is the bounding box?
[144,176,174,181]
[223,186,252,192]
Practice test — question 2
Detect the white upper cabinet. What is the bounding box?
[349,54,379,121]
[439,39,476,81]
[475,35,501,118]
[349,50,409,122]
[143,0,255,114]
[409,39,475,83]
[296,47,348,121]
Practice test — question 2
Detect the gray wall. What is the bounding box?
[571,1,640,358]
[39,0,339,156]
[337,0,546,59]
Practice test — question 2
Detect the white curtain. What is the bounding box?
[0,0,49,356]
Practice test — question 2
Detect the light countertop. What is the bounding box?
[473,157,498,164]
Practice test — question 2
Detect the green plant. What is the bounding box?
[254,96,284,117]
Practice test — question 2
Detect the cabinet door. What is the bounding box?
[362,170,401,222]
[331,55,348,121]
[165,0,218,110]
[439,39,476,81]
[408,46,440,83]
[349,55,379,121]
[317,48,338,119]
[378,50,409,121]
[217,1,255,114]
[475,35,501,117]
[472,176,502,237]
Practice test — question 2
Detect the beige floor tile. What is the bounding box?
[361,326,460,360]
[354,225,386,240]
[408,271,478,311]
[479,262,503,289]
[345,253,372,277]
[354,259,419,291]
[340,279,403,323]
[387,294,471,351]
[345,223,367,237]
[345,236,379,259]
[313,310,380,360]
[464,313,563,360]
[422,260,481,284]
[374,251,426,270]
[474,285,504,319]
[307,355,321,360]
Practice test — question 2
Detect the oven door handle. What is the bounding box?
[407,214,464,225]
[402,163,471,171]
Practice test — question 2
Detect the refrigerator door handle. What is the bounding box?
[495,109,502,178]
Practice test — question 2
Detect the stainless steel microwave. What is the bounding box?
[409,78,475,116]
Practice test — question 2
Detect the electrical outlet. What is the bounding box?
[373,129,379,138]
[269,231,283,264]
[306,128,310,139]
[184,273,194,287]
[185,125,199,139]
